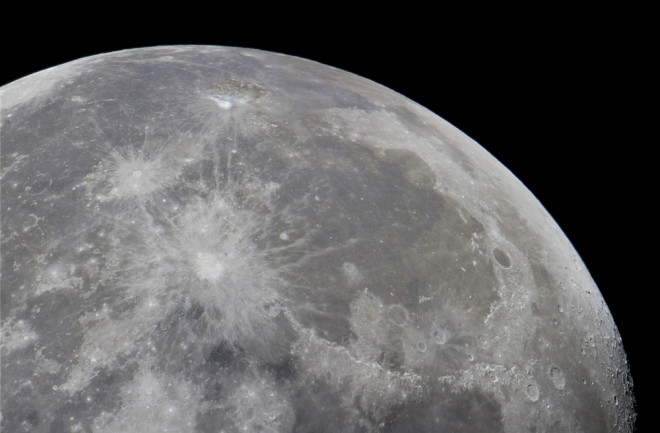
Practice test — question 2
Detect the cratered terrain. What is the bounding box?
[0,46,635,432]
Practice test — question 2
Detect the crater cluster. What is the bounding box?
[1,46,634,432]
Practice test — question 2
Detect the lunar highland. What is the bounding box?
[0,46,635,432]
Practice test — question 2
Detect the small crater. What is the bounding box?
[525,383,540,401]
[415,341,427,353]
[341,262,361,284]
[492,248,511,268]
[387,304,408,326]
[549,366,566,390]
[432,327,450,345]
[194,252,226,281]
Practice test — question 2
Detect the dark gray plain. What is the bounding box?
[0,46,634,432]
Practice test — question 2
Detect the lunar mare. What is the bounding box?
[0,46,634,432]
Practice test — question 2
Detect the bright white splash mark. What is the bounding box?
[61,187,285,394]
[33,261,82,295]
[107,153,169,198]
[204,77,267,114]
[224,375,295,432]
[93,368,199,433]
[0,319,38,353]
[207,95,234,110]
[418,295,432,304]
[169,195,282,346]
[84,139,198,202]
[194,252,226,281]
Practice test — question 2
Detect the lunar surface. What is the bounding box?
[1,46,634,432]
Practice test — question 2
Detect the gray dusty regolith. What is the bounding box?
[0,46,635,432]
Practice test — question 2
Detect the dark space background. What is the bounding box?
[1,9,650,431]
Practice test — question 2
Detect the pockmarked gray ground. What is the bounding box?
[1,46,635,432]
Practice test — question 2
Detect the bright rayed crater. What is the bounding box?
[0,46,634,432]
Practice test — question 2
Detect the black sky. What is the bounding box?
[1,12,650,431]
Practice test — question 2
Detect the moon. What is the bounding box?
[0,46,634,432]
